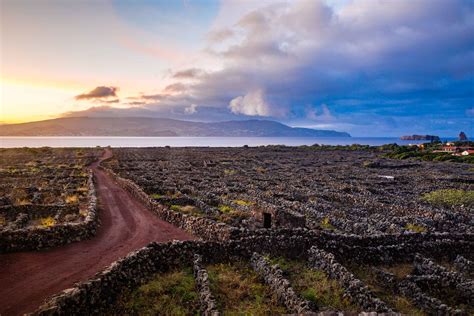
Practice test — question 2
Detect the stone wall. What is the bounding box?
[34,240,238,315]
[250,252,311,314]
[454,255,474,275]
[308,246,392,313]
[373,268,461,315]
[318,232,474,265]
[413,254,474,304]
[0,172,98,253]
[33,233,334,316]
[193,254,219,316]
[33,232,473,315]
[0,204,79,222]
[101,166,238,241]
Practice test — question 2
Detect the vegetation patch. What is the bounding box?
[117,268,199,316]
[218,205,234,213]
[207,261,287,315]
[65,195,79,204]
[233,199,255,206]
[150,193,163,199]
[170,204,203,217]
[421,189,474,208]
[404,223,428,233]
[223,169,237,176]
[320,217,335,230]
[39,216,56,228]
[271,257,358,312]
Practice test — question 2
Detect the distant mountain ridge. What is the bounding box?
[0,117,351,137]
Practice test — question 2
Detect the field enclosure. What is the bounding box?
[0,148,101,249]
[104,147,473,235]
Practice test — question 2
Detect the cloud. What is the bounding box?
[229,89,276,116]
[207,28,235,43]
[185,104,198,114]
[306,104,333,121]
[66,0,473,136]
[172,68,205,79]
[163,83,188,93]
[75,86,118,100]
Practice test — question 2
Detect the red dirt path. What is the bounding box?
[0,149,194,316]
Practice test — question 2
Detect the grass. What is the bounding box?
[404,223,428,233]
[170,204,203,217]
[421,189,474,208]
[79,209,89,218]
[150,193,163,199]
[271,257,358,312]
[350,264,424,315]
[383,263,414,279]
[217,205,250,224]
[223,169,237,176]
[117,268,199,316]
[320,217,335,230]
[218,205,234,213]
[233,199,255,206]
[65,194,79,204]
[207,261,287,315]
[16,198,31,205]
[39,216,56,228]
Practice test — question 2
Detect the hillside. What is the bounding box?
[0,117,351,137]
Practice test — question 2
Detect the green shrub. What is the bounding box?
[421,189,474,208]
[233,199,255,206]
[218,205,233,213]
[404,223,427,233]
[320,217,335,230]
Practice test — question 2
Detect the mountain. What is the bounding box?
[0,117,351,137]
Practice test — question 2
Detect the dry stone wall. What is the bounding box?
[0,172,98,253]
[193,254,219,316]
[413,254,474,305]
[455,255,474,275]
[250,252,312,314]
[373,268,462,315]
[308,246,392,313]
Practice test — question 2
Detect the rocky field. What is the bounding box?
[0,148,101,251]
[104,147,474,235]
[2,146,473,315]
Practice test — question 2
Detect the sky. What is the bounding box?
[1,0,473,136]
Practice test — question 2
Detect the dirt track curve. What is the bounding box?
[0,148,194,316]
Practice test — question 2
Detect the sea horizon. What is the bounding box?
[0,136,458,148]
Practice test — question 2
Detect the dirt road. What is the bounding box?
[0,149,194,315]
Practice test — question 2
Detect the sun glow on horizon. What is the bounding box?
[0,77,86,123]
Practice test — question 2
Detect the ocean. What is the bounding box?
[0,136,454,148]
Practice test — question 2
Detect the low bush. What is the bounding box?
[39,216,56,228]
[421,189,474,208]
[404,223,428,233]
